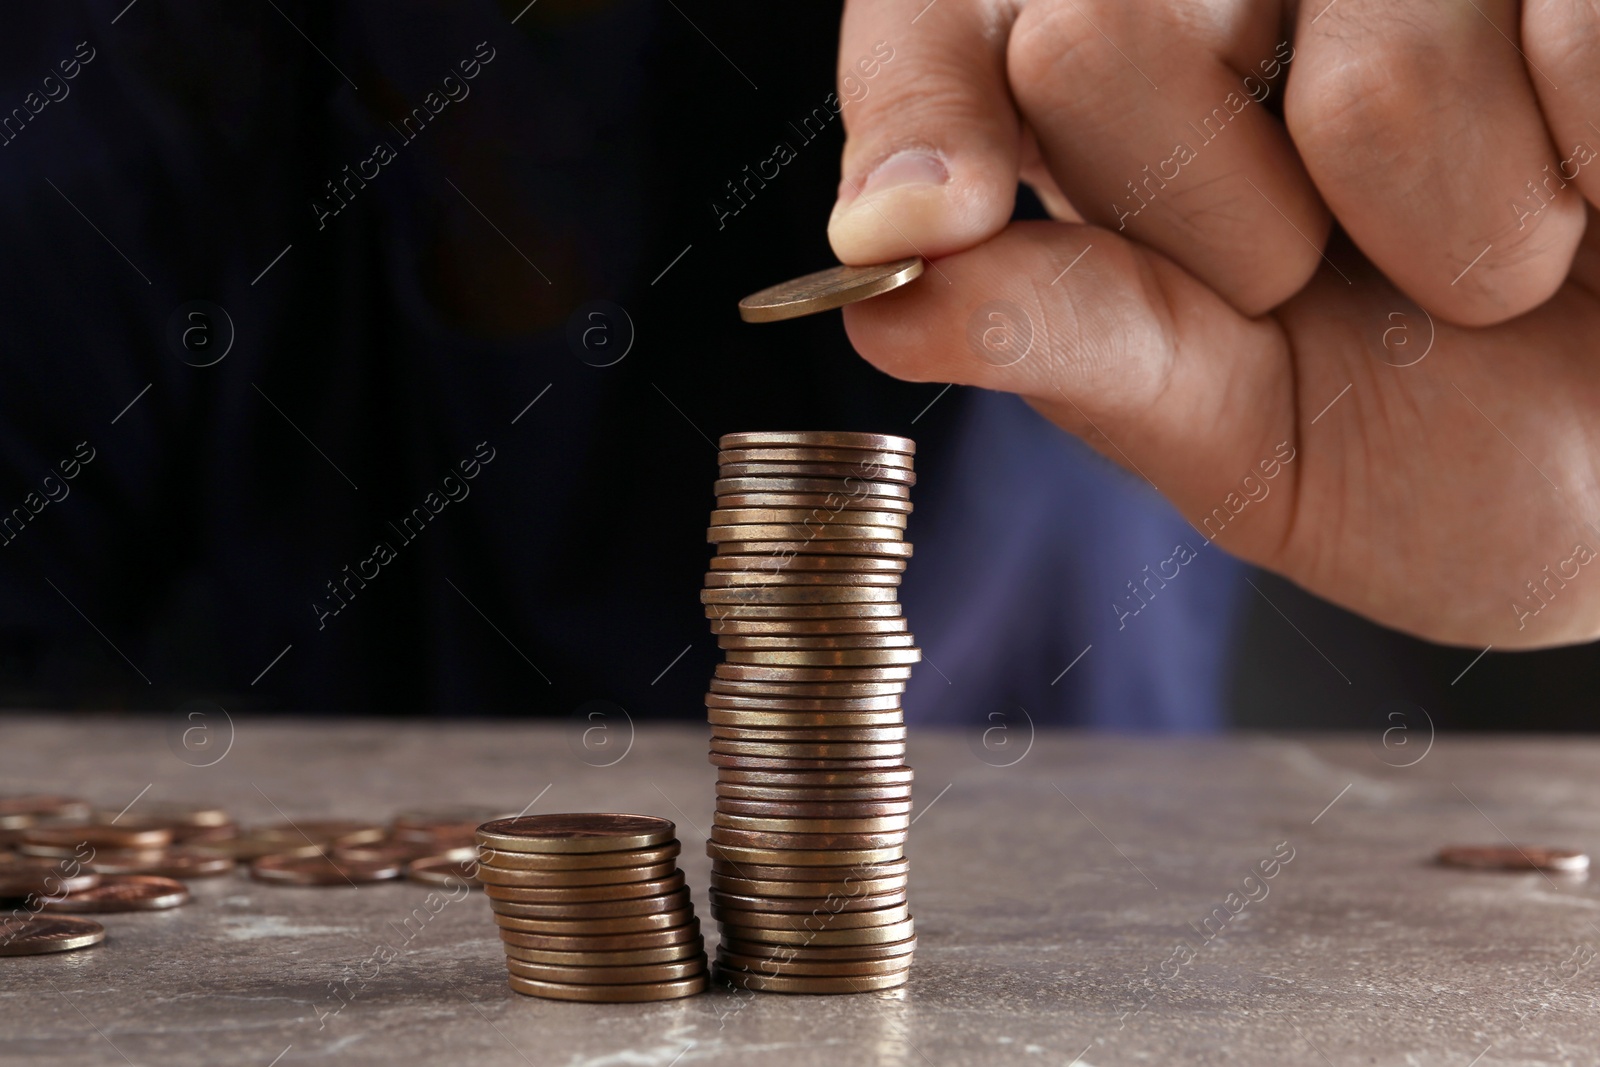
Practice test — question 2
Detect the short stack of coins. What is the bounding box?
[703,430,918,993]
[473,814,708,1002]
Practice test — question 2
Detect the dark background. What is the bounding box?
[0,0,1593,731]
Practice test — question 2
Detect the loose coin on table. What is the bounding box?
[44,875,190,913]
[0,916,105,955]
[1436,845,1590,872]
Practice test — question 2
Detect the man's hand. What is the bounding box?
[829,0,1600,649]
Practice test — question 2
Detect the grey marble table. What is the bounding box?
[1,714,1597,1067]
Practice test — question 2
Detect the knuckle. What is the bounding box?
[1008,1,1122,104]
[1285,54,1411,172]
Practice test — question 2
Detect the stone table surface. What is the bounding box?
[2,715,1599,1067]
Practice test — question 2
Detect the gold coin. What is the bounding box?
[494,906,694,936]
[722,648,920,667]
[709,826,906,851]
[716,949,910,977]
[504,955,707,985]
[22,824,173,850]
[707,681,908,697]
[721,934,917,961]
[701,583,899,603]
[1436,845,1590,872]
[709,711,905,730]
[250,852,402,886]
[709,874,908,900]
[709,887,907,913]
[710,553,906,572]
[719,448,915,469]
[0,916,105,956]
[482,888,690,921]
[503,939,706,966]
[706,524,905,545]
[0,794,90,827]
[492,919,701,953]
[715,798,912,817]
[710,856,910,881]
[719,462,915,485]
[714,476,911,500]
[714,662,912,681]
[475,814,675,854]
[704,571,901,589]
[251,820,387,849]
[715,664,913,682]
[86,846,235,879]
[710,508,908,528]
[716,771,908,790]
[707,842,903,867]
[737,259,923,323]
[709,754,907,771]
[719,917,915,947]
[474,858,677,887]
[709,740,907,761]
[43,875,190,913]
[716,494,913,515]
[508,973,708,1002]
[717,967,909,993]
[717,540,913,559]
[711,866,908,894]
[716,783,913,803]
[711,724,907,743]
[719,431,916,454]
[717,633,915,649]
[714,813,910,834]
[485,871,685,905]
[406,855,481,888]
[477,841,680,871]
[706,606,903,624]
[710,902,910,931]
[90,802,232,830]
[708,617,909,637]
[706,691,903,711]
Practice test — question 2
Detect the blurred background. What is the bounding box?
[0,0,1593,731]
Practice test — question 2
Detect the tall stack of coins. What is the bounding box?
[703,431,918,993]
[473,814,708,1001]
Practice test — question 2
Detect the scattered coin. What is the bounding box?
[1436,845,1590,872]
[406,854,481,888]
[249,852,403,886]
[86,846,235,879]
[250,820,386,850]
[737,258,923,323]
[43,875,190,913]
[22,824,172,851]
[0,916,106,955]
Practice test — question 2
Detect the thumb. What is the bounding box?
[842,222,1301,563]
[828,0,1024,265]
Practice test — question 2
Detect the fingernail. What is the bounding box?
[847,149,948,204]
[830,150,950,262]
